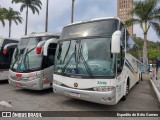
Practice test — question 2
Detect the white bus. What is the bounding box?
[0,37,19,80]
[51,17,142,105]
[7,32,60,90]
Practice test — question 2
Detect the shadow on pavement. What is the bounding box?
[0,80,8,84]
[13,87,53,96]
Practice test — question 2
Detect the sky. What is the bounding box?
[0,0,159,42]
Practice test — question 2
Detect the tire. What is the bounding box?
[122,82,129,101]
[136,75,141,84]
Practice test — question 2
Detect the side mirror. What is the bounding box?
[43,38,57,56]
[111,30,121,53]
[3,43,18,55]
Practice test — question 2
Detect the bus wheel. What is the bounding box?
[136,74,141,84]
[122,81,129,101]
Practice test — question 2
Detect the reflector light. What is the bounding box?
[36,47,42,54]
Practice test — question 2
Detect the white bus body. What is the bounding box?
[8,32,60,90]
[51,17,142,105]
[0,37,19,80]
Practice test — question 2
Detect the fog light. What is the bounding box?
[101,97,107,102]
[32,83,36,87]
[108,96,114,101]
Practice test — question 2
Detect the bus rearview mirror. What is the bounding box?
[111,30,121,53]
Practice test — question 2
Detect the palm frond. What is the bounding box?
[20,4,27,12]
[150,22,160,38]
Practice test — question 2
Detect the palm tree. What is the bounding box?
[12,0,42,35]
[125,0,160,74]
[0,8,7,27]
[5,8,22,37]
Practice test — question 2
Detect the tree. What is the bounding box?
[125,0,160,74]
[5,8,22,37]
[0,8,8,27]
[12,0,42,35]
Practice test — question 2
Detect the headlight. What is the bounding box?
[93,86,115,92]
[53,80,62,85]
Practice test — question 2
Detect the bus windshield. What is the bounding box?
[11,36,51,72]
[55,37,116,77]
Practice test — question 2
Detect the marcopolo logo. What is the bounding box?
[74,83,78,87]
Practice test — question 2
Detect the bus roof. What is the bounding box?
[22,32,60,38]
[0,37,19,42]
[65,17,121,27]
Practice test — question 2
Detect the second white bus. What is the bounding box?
[7,32,60,90]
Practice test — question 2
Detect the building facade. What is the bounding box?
[117,0,133,35]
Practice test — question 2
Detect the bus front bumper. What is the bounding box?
[8,77,44,90]
[53,84,117,105]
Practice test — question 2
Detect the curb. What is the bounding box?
[150,79,160,103]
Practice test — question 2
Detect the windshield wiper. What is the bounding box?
[61,44,77,75]
[23,46,37,70]
[61,52,75,75]
[78,45,93,77]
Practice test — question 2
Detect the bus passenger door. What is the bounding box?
[116,25,126,100]
[42,43,57,89]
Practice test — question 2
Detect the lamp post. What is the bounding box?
[45,0,49,32]
[71,0,75,23]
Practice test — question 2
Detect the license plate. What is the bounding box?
[70,92,80,97]
[16,82,22,87]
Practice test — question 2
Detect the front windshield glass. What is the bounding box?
[55,38,116,77]
[11,36,52,72]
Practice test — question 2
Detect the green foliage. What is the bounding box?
[125,0,160,37]
[125,0,160,73]
[0,8,8,27]
[148,49,160,59]
[12,0,42,14]
[133,37,160,60]
[5,8,22,25]
[12,0,42,34]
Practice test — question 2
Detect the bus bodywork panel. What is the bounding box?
[53,74,118,105]
[0,38,19,80]
[8,66,53,90]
